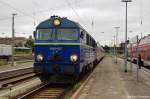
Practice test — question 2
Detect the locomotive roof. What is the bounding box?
[36,16,96,43]
[36,16,81,29]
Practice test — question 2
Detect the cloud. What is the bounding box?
[0,0,150,45]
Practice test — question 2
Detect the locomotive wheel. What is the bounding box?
[81,66,87,75]
[89,63,94,69]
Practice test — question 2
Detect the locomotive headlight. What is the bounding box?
[37,54,43,62]
[70,54,78,62]
[53,19,61,26]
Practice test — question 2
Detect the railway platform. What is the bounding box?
[74,56,150,99]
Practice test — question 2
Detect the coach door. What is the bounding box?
[144,49,148,65]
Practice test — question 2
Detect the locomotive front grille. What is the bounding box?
[49,54,61,61]
[53,64,60,73]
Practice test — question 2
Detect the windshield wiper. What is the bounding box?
[49,29,54,40]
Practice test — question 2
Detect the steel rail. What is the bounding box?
[0,67,33,80]
[0,67,34,88]
[18,83,70,99]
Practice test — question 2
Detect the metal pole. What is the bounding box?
[130,43,132,72]
[136,36,139,81]
[124,2,128,72]
[11,13,17,66]
[114,27,120,63]
[114,36,116,63]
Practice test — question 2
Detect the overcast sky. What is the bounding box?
[0,0,150,45]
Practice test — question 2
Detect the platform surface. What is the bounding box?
[77,56,150,99]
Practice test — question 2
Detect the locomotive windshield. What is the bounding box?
[36,29,78,40]
[57,29,78,40]
[37,29,55,40]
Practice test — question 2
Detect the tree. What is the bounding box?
[25,35,33,48]
[18,42,24,47]
[103,45,110,53]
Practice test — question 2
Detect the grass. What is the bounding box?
[15,53,33,56]
[64,70,92,99]
[64,81,83,99]
[0,60,7,66]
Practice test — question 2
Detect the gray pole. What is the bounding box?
[136,36,139,81]
[114,36,116,63]
[114,27,120,63]
[124,2,128,72]
[121,0,132,72]
[130,43,133,72]
[11,13,17,66]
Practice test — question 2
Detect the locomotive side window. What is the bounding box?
[57,29,78,40]
[86,34,96,47]
[86,34,90,45]
[80,31,84,39]
[37,29,55,40]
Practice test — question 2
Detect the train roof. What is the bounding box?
[128,34,150,47]
[36,16,81,29]
[139,35,150,45]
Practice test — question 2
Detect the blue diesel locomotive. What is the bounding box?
[33,16,103,81]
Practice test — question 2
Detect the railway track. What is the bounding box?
[18,83,71,99]
[0,57,103,98]
[17,59,104,99]
[17,66,98,99]
[0,67,35,88]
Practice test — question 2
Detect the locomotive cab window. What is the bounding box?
[36,29,55,40]
[57,29,78,40]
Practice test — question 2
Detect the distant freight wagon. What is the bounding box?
[0,44,12,60]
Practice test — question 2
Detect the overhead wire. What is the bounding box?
[74,0,93,25]
[0,0,82,21]
[66,0,95,35]
[0,0,93,33]
[65,0,94,31]
[65,0,83,22]
[0,17,12,21]
[0,0,34,19]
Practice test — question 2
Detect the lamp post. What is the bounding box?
[121,0,132,72]
[11,13,17,66]
[110,40,114,56]
[114,27,120,63]
[113,35,116,62]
